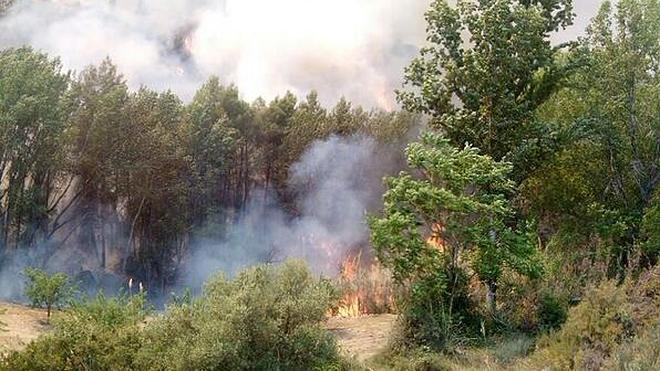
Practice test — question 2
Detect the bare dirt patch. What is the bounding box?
[0,302,50,353]
[326,314,397,362]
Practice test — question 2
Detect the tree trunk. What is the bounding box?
[124,196,146,271]
[486,281,497,314]
[100,224,106,269]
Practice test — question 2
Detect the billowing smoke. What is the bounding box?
[182,135,406,288]
[0,1,607,108]
[0,0,429,109]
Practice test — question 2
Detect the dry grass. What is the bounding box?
[0,302,50,354]
[326,314,397,362]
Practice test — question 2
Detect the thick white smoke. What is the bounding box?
[0,1,605,108]
[0,0,607,109]
[0,0,430,109]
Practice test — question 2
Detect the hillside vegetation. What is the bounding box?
[0,0,658,370]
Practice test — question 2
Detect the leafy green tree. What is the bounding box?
[253,91,297,200]
[524,0,659,272]
[362,110,420,145]
[23,268,74,320]
[398,0,578,180]
[121,88,189,290]
[0,47,70,249]
[326,97,364,137]
[184,77,241,229]
[583,0,659,269]
[370,133,542,324]
[282,92,327,161]
[66,59,130,269]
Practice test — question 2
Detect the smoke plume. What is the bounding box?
[0,0,429,109]
[0,1,606,108]
[182,135,406,288]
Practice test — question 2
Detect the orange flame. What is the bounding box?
[331,251,397,318]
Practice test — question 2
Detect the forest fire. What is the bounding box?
[330,251,397,318]
[328,222,442,318]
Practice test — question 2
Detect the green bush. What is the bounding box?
[537,293,568,332]
[4,261,350,370]
[528,281,635,370]
[3,293,148,370]
[389,269,480,352]
[135,260,347,370]
[605,324,660,370]
[23,268,75,320]
[640,190,660,266]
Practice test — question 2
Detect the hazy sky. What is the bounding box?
[0,0,607,109]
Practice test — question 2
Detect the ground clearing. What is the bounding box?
[0,302,49,353]
[326,314,397,362]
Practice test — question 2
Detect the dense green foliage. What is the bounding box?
[4,293,149,370]
[369,0,660,361]
[3,261,350,370]
[370,132,542,347]
[398,0,578,178]
[526,0,660,275]
[23,268,74,319]
[525,264,660,370]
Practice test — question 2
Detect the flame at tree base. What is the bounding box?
[329,252,397,318]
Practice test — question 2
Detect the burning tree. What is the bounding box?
[369,132,542,346]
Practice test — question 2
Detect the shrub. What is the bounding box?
[537,293,568,332]
[517,264,660,370]
[495,272,543,332]
[3,293,148,370]
[389,269,480,352]
[23,268,74,320]
[5,261,349,370]
[626,263,660,328]
[605,323,660,370]
[528,281,635,370]
[497,244,612,335]
[136,260,347,370]
[491,334,535,364]
[640,190,660,266]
